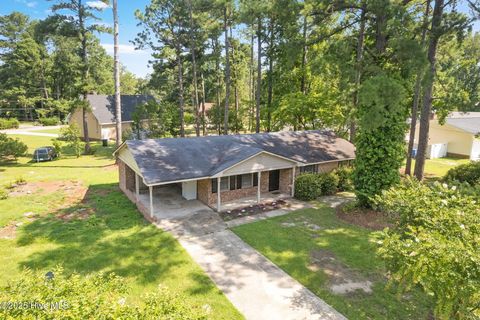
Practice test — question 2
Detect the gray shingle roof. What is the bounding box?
[446,117,480,134]
[86,94,154,124]
[125,130,356,185]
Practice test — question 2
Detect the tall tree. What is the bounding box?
[223,3,231,135]
[113,0,121,147]
[49,0,110,153]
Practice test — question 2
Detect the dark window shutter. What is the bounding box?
[211,178,217,193]
[253,173,258,186]
[230,176,236,190]
[236,175,242,189]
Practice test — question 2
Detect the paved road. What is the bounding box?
[1,125,63,137]
[156,209,346,320]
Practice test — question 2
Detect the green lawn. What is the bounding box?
[407,157,469,177]
[0,135,242,319]
[232,205,433,319]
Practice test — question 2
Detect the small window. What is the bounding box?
[211,178,217,193]
[300,165,316,173]
[241,174,253,188]
[220,177,229,191]
[253,173,258,186]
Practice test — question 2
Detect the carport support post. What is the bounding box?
[257,171,261,203]
[149,186,154,218]
[135,174,140,200]
[291,166,296,197]
[217,178,221,212]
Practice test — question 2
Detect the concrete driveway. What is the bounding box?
[154,199,346,320]
[1,125,63,137]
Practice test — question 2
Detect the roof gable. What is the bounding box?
[445,117,480,135]
[87,94,154,124]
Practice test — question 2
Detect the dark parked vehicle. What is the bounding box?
[33,146,58,162]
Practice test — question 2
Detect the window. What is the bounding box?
[241,174,253,188]
[300,165,316,173]
[211,177,230,193]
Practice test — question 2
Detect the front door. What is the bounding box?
[268,170,280,191]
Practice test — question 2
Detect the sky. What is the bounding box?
[1,0,479,78]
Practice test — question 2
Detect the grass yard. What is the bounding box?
[32,127,63,135]
[406,157,469,177]
[0,135,242,319]
[232,205,433,319]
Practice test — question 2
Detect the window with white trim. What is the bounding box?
[220,177,229,191]
[300,164,316,173]
[241,173,253,188]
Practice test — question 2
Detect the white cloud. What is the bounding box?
[86,1,110,10]
[26,1,37,8]
[101,43,147,55]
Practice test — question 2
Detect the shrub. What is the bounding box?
[0,133,28,161]
[443,161,480,185]
[334,167,353,192]
[0,267,208,320]
[374,178,480,319]
[52,139,62,157]
[38,117,60,126]
[294,172,339,200]
[294,173,323,200]
[60,124,82,157]
[0,118,20,129]
[318,172,339,195]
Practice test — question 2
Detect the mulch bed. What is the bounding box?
[219,199,288,221]
[336,204,394,231]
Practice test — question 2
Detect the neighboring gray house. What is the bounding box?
[69,94,154,140]
[114,130,355,217]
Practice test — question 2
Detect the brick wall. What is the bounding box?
[279,168,293,194]
[317,162,339,173]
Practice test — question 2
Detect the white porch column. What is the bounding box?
[257,171,261,203]
[149,186,154,218]
[217,178,221,212]
[291,166,296,197]
[135,173,140,200]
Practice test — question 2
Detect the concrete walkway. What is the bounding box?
[155,208,346,320]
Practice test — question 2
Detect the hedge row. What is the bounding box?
[0,118,20,130]
[294,167,353,201]
[38,117,60,126]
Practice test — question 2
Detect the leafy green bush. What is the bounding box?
[60,124,82,157]
[443,161,480,185]
[334,167,354,192]
[0,267,207,320]
[51,139,62,157]
[0,133,28,161]
[318,172,339,195]
[294,173,323,200]
[0,118,20,129]
[294,172,339,200]
[374,178,480,320]
[38,117,60,126]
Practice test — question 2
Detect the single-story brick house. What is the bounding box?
[114,130,355,217]
[69,94,154,140]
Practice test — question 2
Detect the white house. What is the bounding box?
[412,112,480,160]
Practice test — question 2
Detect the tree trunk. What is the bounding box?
[223,6,231,135]
[188,0,200,137]
[234,85,239,133]
[300,15,307,95]
[213,39,222,135]
[414,0,444,180]
[266,17,274,132]
[350,2,366,143]
[249,31,254,132]
[113,0,122,147]
[201,72,206,135]
[405,0,430,175]
[255,17,262,133]
[177,50,185,137]
[78,4,91,154]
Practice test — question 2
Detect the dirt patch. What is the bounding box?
[309,249,373,295]
[8,180,87,201]
[0,224,17,239]
[57,207,95,221]
[219,199,288,221]
[336,204,394,231]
